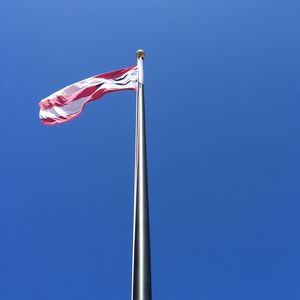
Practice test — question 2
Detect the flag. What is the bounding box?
[39,65,138,125]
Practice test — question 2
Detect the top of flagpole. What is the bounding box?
[136,50,144,84]
[136,49,145,59]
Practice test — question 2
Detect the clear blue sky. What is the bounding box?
[1,0,300,299]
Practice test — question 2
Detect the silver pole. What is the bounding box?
[131,49,152,300]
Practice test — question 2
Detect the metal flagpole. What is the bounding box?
[131,49,152,300]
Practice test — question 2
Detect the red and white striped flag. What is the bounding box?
[39,65,138,125]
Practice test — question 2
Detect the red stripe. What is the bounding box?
[40,87,137,125]
[93,66,136,80]
[84,87,137,104]
[39,65,136,111]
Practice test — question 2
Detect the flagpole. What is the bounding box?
[131,49,152,300]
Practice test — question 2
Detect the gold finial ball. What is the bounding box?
[136,49,145,58]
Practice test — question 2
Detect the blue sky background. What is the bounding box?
[1,0,300,299]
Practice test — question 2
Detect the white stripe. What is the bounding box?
[40,96,88,119]
[98,80,138,90]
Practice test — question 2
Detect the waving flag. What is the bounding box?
[39,65,138,125]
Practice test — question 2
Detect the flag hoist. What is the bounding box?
[39,50,152,300]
